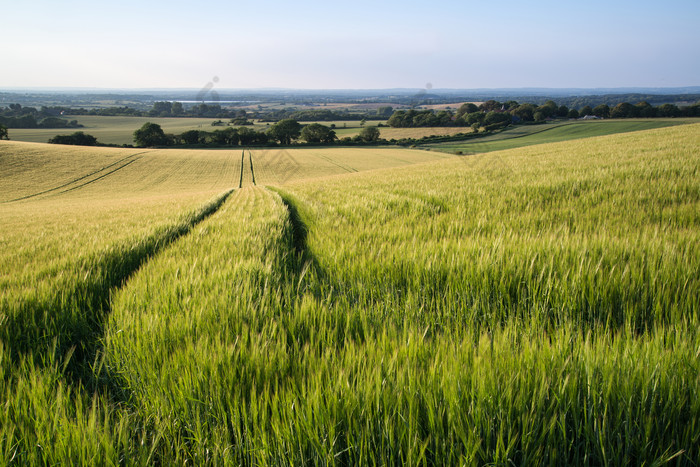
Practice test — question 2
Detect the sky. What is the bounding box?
[2,0,699,90]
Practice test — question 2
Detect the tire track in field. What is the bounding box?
[239,151,245,188]
[2,151,148,203]
[4,188,236,393]
[313,153,358,173]
[54,157,143,195]
[239,148,256,187]
[249,149,256,185]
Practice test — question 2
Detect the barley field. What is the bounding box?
[1,124,699,464]
[425,119,695,154]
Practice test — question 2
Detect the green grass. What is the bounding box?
[425,119,698,154]
[1,124,699,464]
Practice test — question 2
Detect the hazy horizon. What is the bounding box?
[4,0,699,90]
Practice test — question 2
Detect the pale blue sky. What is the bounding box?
[3,0,699,89]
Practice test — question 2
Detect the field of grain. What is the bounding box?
[331,125,471,139]
[1,123,699,464]
[379,126,473,140]
[426,119,696,154]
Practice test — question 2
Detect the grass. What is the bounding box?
[1,123,699,464]
[425,119,698,154]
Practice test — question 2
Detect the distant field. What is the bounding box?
[425,119,697,154]
[5,117,388,144]
[5,116,271,145]
[379,126,472,140]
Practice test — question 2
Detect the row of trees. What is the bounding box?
[387,99,700,128]
[0,115,82,129]
[132,120,382,147]
[31,102,391,122]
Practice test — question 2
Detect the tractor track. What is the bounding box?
[56,158,142,195]
[249,149,256,185]
[3,151,148,203]
[239,151,245,188]
[313,153,358,173]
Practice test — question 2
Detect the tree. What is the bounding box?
[457,102,478,116]
[376,106,394,118]
[657,103,680,118]
[230,117,253,126]
[150,101,173,117]
[592,104,610,119]
[48,131,97,146]
[300,123,337,144]
[0,124,8,140]
[237,127,258,146]
[567,108,580,119]
[359,126,380,142]
[580,105,593,117]
[465,112,484,126]
[211,128,238,145]
[610,102,638,119]
[512,104,536,122]
[484,111,511,126]
[479,100,502,112]
[134,122,167,147]
[171,102,184,116]
[635,101,656,118]
[181,130,202,145]
[538,100,558,118]
[267,119,301,145]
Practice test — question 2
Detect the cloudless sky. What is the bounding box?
[2,0,699,89]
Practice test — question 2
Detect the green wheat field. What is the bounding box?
[1,123,699,464]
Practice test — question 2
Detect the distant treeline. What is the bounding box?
[0,104,82,129]
[260,107,393,122]
[534,93,700,109]
[34,102,394,121]
[8,95,700,127]
[127,120,385,148]
[387,99,700,128]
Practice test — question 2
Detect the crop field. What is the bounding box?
[5,116,268,145]
[378,126,473,140]
[319,124,469,140]
[1,123,699,464]
[425,119,697,154]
